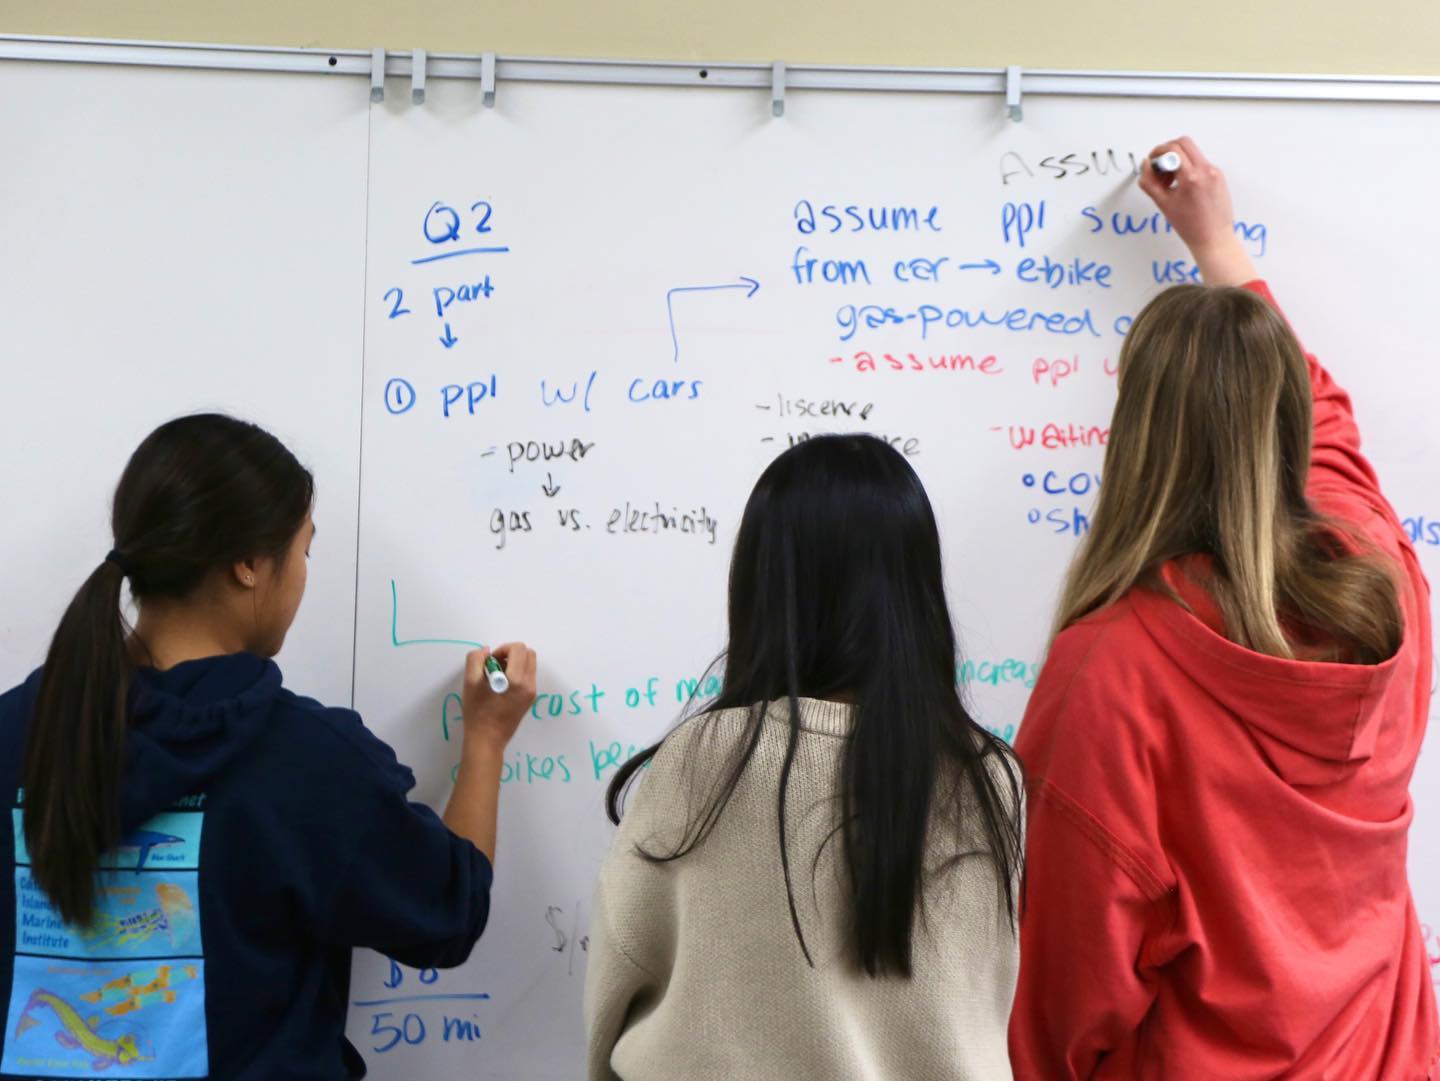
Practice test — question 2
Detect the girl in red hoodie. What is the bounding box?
[1010,137,1440,1080]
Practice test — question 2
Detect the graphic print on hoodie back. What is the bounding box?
[0,652,494,1081]
[5,794,208,1078]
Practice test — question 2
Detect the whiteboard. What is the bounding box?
[0,61,369,706]
[0,56,1436,1081]
[349,81,1440,1078]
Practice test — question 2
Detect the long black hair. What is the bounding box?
[606,434,1023,977]
[25,414,314,925]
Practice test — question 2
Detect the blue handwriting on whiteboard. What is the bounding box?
[667,277,760,362]
[412,200,512,264]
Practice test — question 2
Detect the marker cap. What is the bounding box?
[1151,151,1183,173]
[484,653,510,694]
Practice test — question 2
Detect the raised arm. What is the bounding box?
[1139,137,1394,526]
[315,646,536,970]
[1138,135,1257,288]
[444,644,537,863]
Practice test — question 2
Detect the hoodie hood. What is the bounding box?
[118,652,283,830]
[1129,557,1406,787]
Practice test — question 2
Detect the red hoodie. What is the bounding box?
[1010,281,1440,1080]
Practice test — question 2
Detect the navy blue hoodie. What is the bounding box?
[0,653,492,1080]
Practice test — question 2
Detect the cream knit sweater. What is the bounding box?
[584,698,1019,1081]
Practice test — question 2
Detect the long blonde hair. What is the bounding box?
[1056,285,1401,663]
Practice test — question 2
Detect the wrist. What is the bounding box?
[459,731,508,766]
[1190,235,1257,287]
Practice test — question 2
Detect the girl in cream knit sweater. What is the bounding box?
[585,434,1023,1081]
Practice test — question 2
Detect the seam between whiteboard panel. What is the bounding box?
[348,103,374,711]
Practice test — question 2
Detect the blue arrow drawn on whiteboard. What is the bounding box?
[957,259,1002,275]
[438,323,460,349]
[667,277,760,362]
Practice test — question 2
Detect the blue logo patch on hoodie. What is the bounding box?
[3,802,207,1079]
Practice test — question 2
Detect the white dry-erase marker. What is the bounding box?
[1150,151,1183,174]
[484,654,510,694]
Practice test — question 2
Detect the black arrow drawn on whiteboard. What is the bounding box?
[541,473,561,498]
[666,276,761,362]
[439,322,459,349]
[957,259,1002,276]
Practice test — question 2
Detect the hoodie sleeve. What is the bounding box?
[1008,778,1172,1080]
[322,779,493,969]
[310,711,493,969]
[1010,623,1178,1080]
[1243,280,1399,535]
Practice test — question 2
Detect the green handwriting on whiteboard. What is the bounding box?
[389,580,484,650]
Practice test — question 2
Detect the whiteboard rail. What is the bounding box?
[1,35,1439,105]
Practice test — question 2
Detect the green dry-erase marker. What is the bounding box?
[484,654,510,694]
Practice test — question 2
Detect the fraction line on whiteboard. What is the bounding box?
[352,993,492,1007]
[410,245,511,266]
[389,579,484,650]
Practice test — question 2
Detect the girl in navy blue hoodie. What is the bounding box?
[0,414,535,1080]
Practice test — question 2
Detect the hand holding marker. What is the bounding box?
[448,643,537,863]
[1138,136,1259,288]
[461,643,536,751]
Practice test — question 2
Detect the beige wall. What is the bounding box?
[3,0,1437,76]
